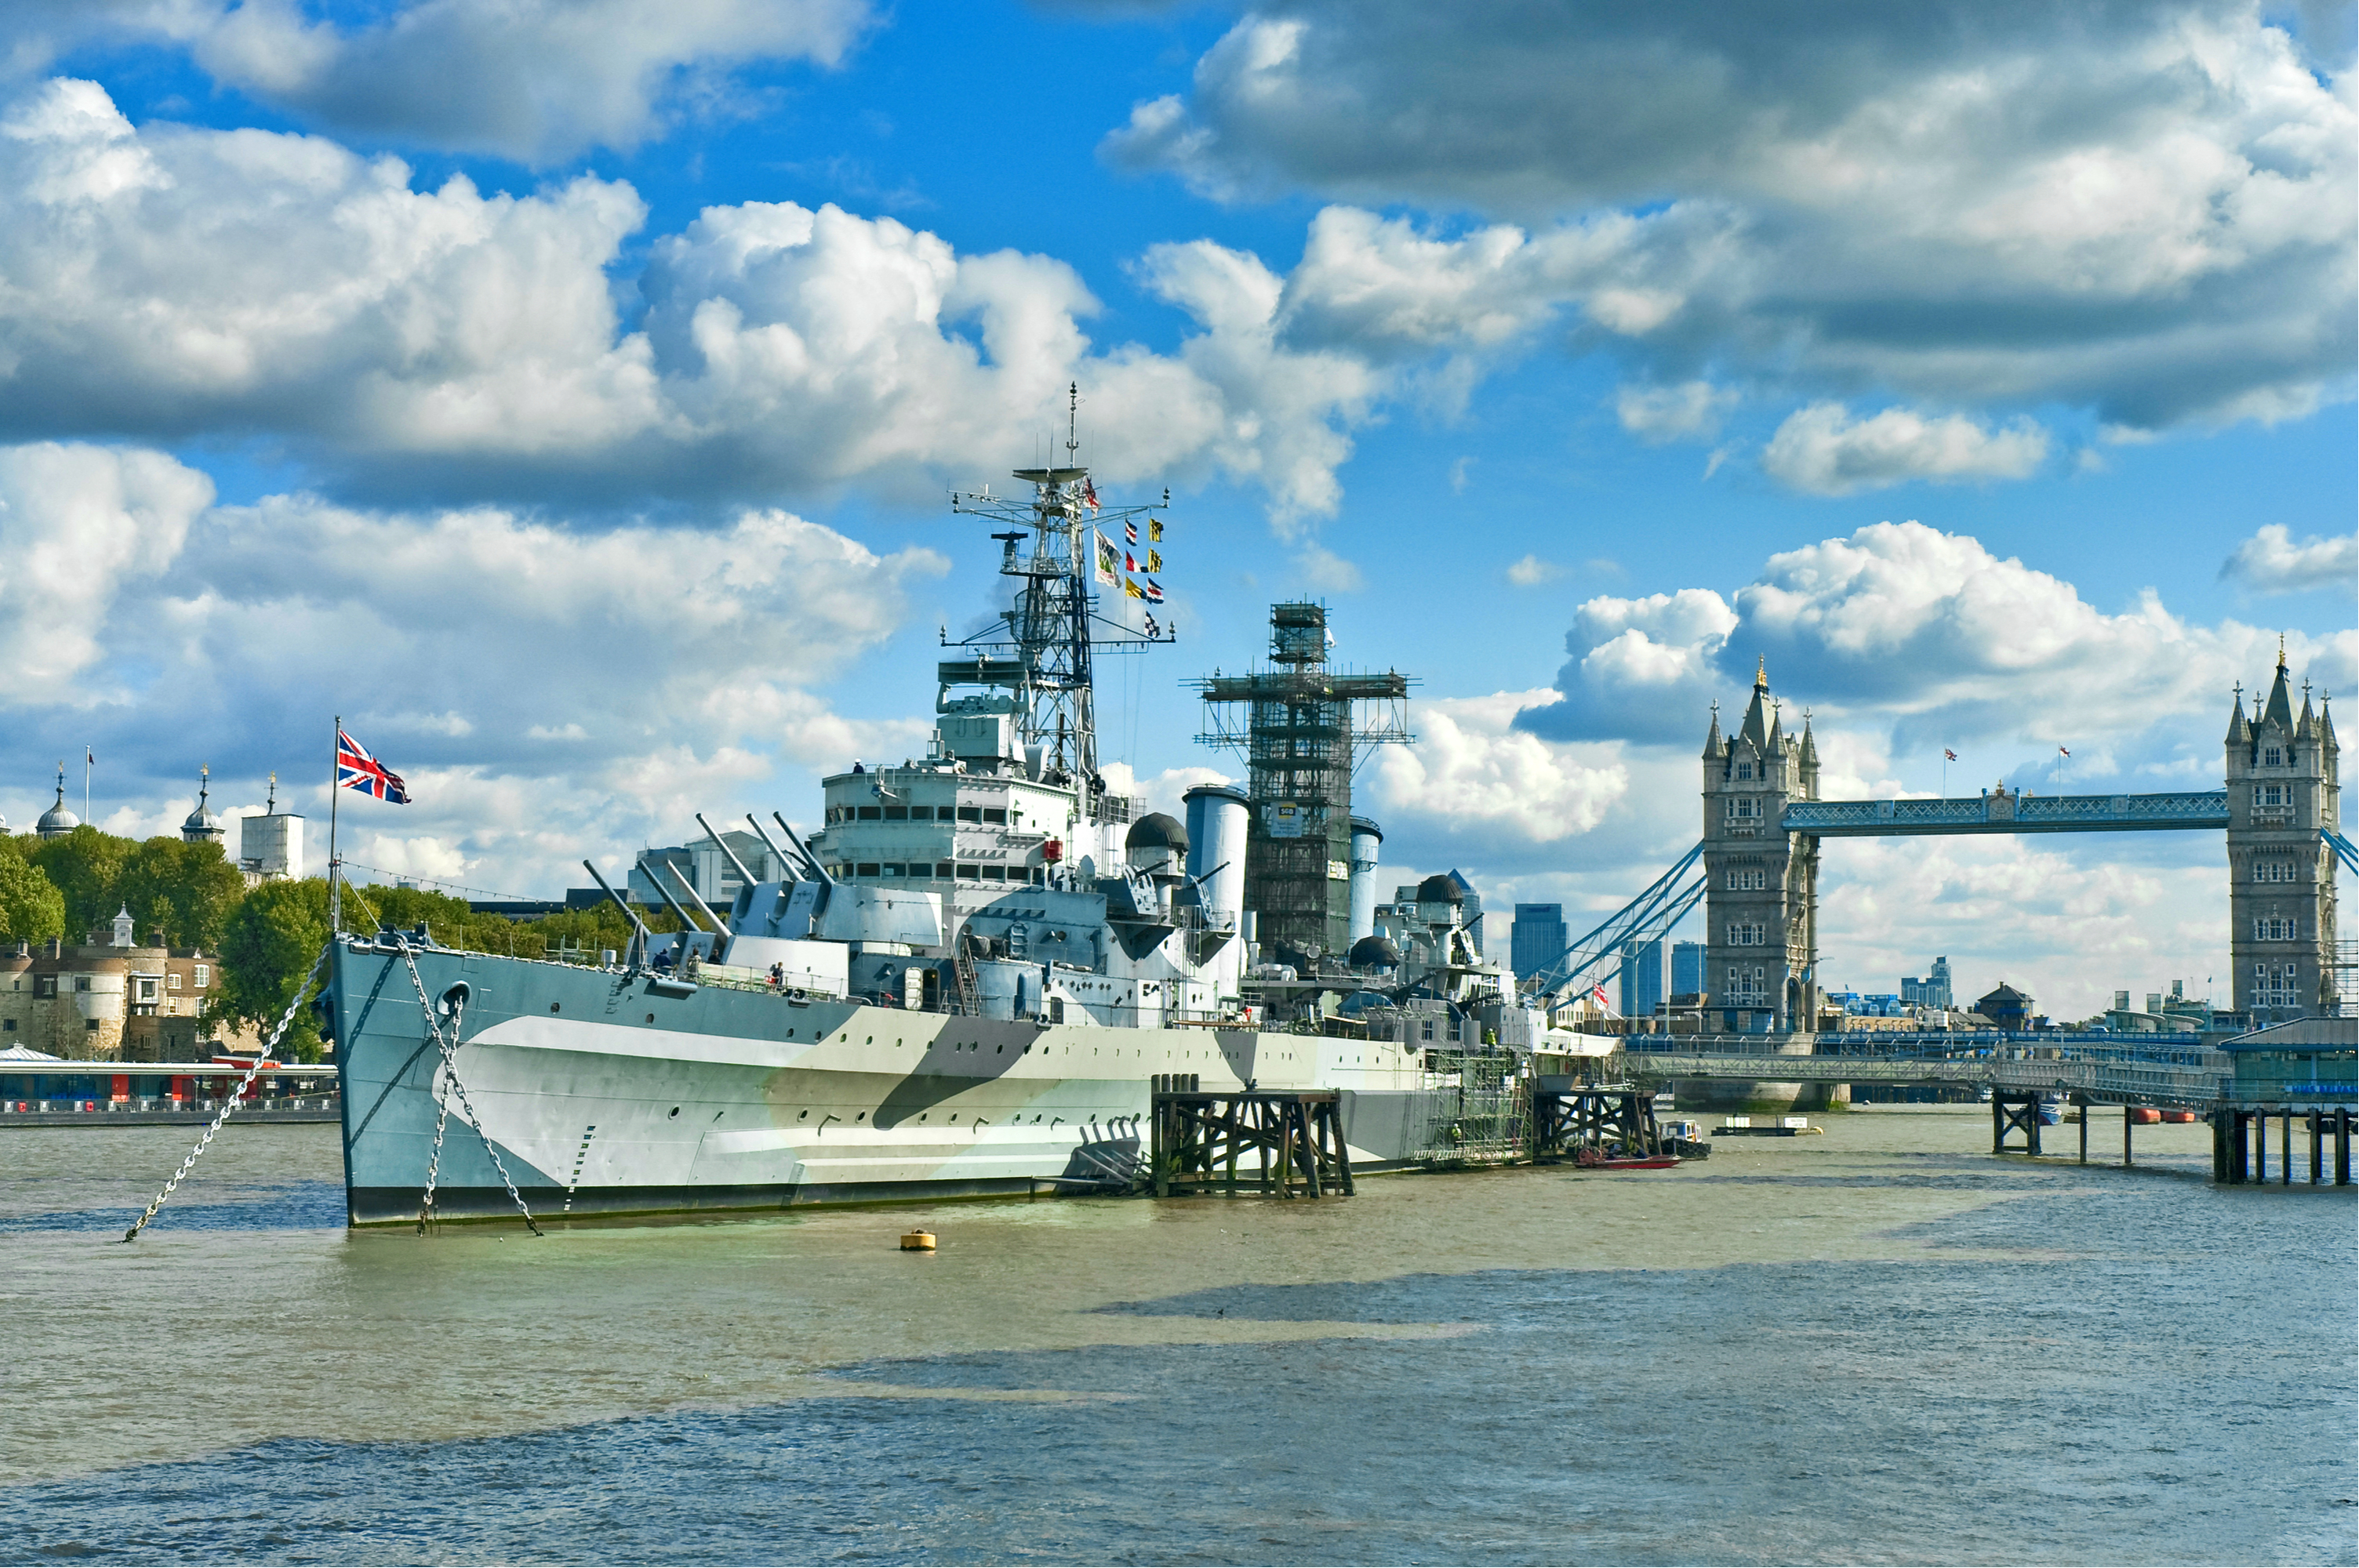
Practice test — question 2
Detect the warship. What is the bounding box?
[325,415,1556,1224]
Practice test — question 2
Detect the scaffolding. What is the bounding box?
[1195,603,1412,957]
[1411,1048,1532,1166]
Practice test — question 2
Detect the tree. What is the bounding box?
[26,825,133,940]
[212,878,332,1062]
[0,838,66,942]
[117,837,249,950]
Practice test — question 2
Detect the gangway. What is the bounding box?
[1522,843,1706,1010]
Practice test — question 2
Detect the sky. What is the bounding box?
[0,0,2351,1018]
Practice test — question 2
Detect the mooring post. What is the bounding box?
[2281,1110,2292,1185]
[2212,1112,2229,1183]
[1991,1093,2003,1155]
[2338,1112,2352,1186]
[2079,1098,2089,1165]
[2123,1104,2133,1168]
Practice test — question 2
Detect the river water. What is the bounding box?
[2,1109,2351,1565]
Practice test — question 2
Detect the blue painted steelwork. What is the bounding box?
[2323,826,2359,877]
[1523,842,1704,1006]
[1782,790,2229,837]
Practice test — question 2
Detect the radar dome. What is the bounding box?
[1348,935,1402,969]
[1414,873,1463,905]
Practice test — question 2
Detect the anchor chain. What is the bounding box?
[416,997,457,1233]
[399,946,541,1235]
[124,942,332,1243]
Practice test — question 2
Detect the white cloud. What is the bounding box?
[0,441,212,691]
[0,441,954,893]
[1,0,875,164]
[1523,518,2359,764]
[1506,554,1563,587]
[1760,403,2052,495]
[1292,543,1364,591]
[1616,380,1739,444]
[1372,689,1629,845]
[1108,2,2358,433]
[0,83,1408,528]
[2219,523,2357,593]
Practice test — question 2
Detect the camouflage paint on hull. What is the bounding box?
[333,939,1435,1225]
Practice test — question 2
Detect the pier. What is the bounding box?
[1149,1076,1354,1198]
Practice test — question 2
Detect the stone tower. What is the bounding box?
[2224,649,2339,1022]
[1701,660,1820,1030]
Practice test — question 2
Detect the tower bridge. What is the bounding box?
[1697,650,2341,1033]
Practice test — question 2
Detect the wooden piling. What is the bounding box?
[2123,1104,2133,1168]
[2281,1109,2293,1186]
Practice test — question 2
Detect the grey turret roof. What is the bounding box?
[1701,702,1723,759]
[35,769,78,838]
[1415,873,1463,905]
[2321,692,2337,749]
[1125,811,1187,852]
[2297,684,2316,739]
[2225,684,2250,746]
[1798,713,1819,768]
[2262,649,2295,733]
[180,768,224,841]
[1766,701,1785,753]
[1735,658,1772,752]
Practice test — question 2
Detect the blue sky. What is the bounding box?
[0,0,2351,1012]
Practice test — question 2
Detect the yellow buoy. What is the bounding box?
[900,1229,936,1251]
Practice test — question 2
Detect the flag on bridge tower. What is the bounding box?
[1943,749,1958,761]
[2058,746,2070,757]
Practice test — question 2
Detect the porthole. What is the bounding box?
[857,1110,866,1120]
[645,1013,655,1023]
[550,1003,562,1014]
[668,1107,680,1119]
[798,1109,809,1120]
[919,1112,928,1121]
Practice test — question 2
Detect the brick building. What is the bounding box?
[0,909,221,1062]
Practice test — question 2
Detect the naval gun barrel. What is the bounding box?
[582,860,649,967]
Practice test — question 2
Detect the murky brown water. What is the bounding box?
[2,1108,2348,1564]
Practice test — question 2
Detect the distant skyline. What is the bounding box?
[0,0,2350,1014]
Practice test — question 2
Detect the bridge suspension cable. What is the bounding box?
[1523,841,1707,1011]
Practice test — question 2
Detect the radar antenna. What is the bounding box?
[941,385,1173,816]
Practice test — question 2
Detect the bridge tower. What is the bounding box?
[1701,660,1820,1030]
[2225,650,2339,1022]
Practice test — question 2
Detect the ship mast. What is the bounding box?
[943,385,1170,815]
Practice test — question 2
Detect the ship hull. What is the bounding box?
[331,940,1438,1225]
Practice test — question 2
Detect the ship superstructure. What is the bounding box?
[324,411,1586,1225]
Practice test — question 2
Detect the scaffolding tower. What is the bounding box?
[1195,603,1412,957]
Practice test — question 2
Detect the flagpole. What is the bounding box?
[328,714,341,935]
[83,747,90,825]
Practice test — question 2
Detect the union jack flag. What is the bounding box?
[336,729,410,804]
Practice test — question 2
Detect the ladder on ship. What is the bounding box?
[952,934,982,1017]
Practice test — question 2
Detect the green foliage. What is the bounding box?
[117,837,249,950]
[26,825,133,939]
[0,837,66,942]
[212,877,333,1062]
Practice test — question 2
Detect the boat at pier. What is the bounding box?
[325,419,1561,1225]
